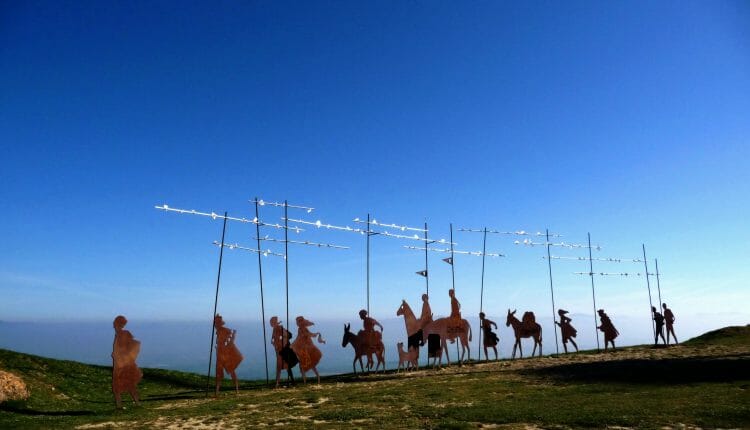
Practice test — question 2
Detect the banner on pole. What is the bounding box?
[442,257,453,265]
[416,270,428,277]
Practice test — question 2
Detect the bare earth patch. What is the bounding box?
[0,370,29,403]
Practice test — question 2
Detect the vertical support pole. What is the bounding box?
[254,199,270,385]
[449,223,459,362]
[478,227,487,359]
[206,211,228,397]
[642,244,656,339]
[284,201,290,332]
[588,233,600,351]
[366,213,370,315]
[546,229,559,354]
[424,221,429,297]
[655,258,662,310]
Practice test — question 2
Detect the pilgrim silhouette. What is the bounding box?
[214,315,243,395]
[111,315,142,408]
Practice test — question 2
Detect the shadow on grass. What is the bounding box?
[526,356,750,384]
[0,401,95,417]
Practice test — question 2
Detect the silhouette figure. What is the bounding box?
[479,312,499,361]
[663,303,678,345]
[396,342,419,372]
[506,309,542,359]
[111,315,142,408]
[397,299,424,358]
[270,316,298,387]
[291,316,325,384]
[418,294,441,363]
[652,306,666,346]
[597,309,619,351]
[555,309,579,353]
[359,309,383,352]
[342,323,385,374]
[214,315,243,395]
[419,293,434,330]
[449,289,462,320]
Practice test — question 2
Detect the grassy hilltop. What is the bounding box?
[1,326,749,429]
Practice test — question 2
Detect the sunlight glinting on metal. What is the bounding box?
[284,217,456,245]
[458,228,562,237]
[254,236,349,249]
[514,238,600,249]
[155,204,304,232]
[402,245,504,257]
[545,256,644,263]
[250,198,315,213]
[353,217,428,232]
[212,241,286,258]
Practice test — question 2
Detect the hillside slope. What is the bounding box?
[1,326,748,429]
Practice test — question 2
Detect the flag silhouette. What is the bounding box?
[416,270,428,277]
[442,257,453,265]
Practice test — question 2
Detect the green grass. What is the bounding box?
[1,326,749,429]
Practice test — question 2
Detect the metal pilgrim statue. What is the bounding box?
[270,316,298,387]
[597,309,619,351]
[342,310,385,374]
[555,309,579,353]
[479,312,499,361]
[421,289,472,365]
[291,316,325,384]
[652,306,667,346]
[111,315,142,408]
[397,295,442,365]
[506,309,542,359]
[663,303,678,345]
[213,315,243,395]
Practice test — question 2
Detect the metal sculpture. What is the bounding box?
[396,342,419,372]
[479,312,499,360]
[270,316,298,387]
[342,323,385,374]
[111,315,142,408]
[506,309,542,359]
[421,292,472,366]
[555,309,578,353]
[213,315,243,395]
[652,306,667,346]
[597,309,619,351]
[663,303,678,345]
[291,316,325,384]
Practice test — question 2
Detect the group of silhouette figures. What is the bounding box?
[110,291,678,406]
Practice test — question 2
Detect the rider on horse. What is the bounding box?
[359,309,383,349]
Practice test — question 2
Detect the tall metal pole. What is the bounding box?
[424,221,429,296]
[587,233,600,351]
[284,201,290,332]
[546,229,559,354]
[642,244,656,338]
[366,213,370,314]
[254,199,270,385]
[478,227,487,359]
[655,258,663,309]
[449,223,458,362]
[206,211,228,397]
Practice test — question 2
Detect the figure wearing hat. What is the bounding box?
[555,309,578,353]
[359,309,383,350]
[597,309,619,351]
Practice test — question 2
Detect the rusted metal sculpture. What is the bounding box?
[342,323,385,374]
[396,342,419,372]
[396,296,433,358]
[597,309,619,351]
[506,309,542,359]
[214,315,243,395]
[270,316,298,387]
[479,312,499,360]
[555,309,578,353]
[663,303,678,345]
[111,315,142,408]
[421,290,472,366]
[291,316,325,384]
[652,306,667,346]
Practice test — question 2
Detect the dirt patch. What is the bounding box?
[0,370,29,403]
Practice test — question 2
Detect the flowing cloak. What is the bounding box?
[112,330,143,392]
[481,320,499,347]
[291,327,322,372]
[272,325,299,369]
[560,321,578,340]
[216,326,243,372]
[599,315,619,340]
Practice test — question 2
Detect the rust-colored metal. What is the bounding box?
[111,315,142,408]
[555,309,579,353]
[214,315,243,395]
[597,309,619,351]
[396,342,418,372]
[506,309,542,359]
[291,316,325,384]
[421,290,472,366]
[270,316,298,387]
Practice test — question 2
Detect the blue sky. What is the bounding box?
[1,2,748,345]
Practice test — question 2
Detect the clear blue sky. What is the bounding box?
[1,2,748,343]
